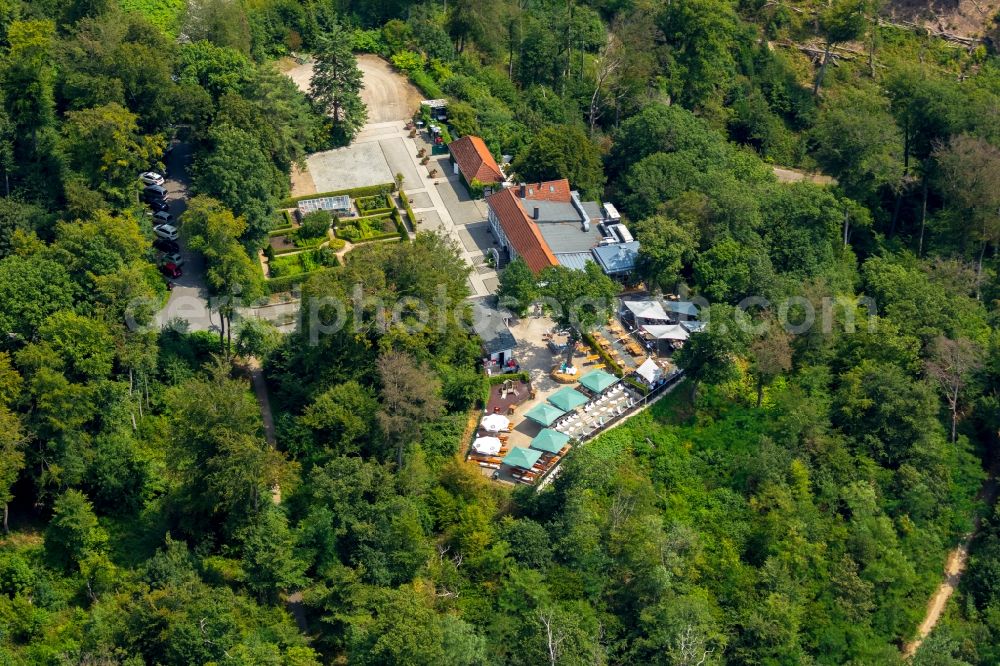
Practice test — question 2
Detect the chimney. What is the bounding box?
[533,207,540,220]
[519,183,526,198]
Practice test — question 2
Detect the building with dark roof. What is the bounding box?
[472,298,518,372]
[448,136,505,193]
[485,179,639,277]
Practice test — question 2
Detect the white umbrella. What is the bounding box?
[481,413,510,432]
[472,436,502,455]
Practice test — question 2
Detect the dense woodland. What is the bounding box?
[0,0,999,663]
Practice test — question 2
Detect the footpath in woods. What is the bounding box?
[902,474,997,659]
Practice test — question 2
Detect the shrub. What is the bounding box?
[583,332,625,377]
[409,69,444,99]
[352,28,386,54]
[391,50,424,74]
[468,177,485,198]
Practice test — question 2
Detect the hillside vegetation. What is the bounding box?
[0,0,998,664]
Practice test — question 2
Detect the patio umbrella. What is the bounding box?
[547,386,589,412]
[480,413,511,432]
[524,402,566,426]
[472,436,502,455]
[579,369,618,394]
[503,447,542,470]
[530,428,570,454]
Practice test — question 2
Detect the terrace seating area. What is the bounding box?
[552,383,640,440]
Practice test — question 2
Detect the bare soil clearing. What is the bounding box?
[283,54,423,123]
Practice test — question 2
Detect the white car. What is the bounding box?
[153,224,179,241]
[139,171,165,186]
[152,211,173,225]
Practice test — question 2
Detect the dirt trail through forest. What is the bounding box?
[903,476,997,659]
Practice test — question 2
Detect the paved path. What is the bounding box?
[153,142,216,332]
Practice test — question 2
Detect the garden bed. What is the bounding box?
[335,213,399,243]
[268,247,338,278]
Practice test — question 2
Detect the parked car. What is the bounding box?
[160,262,182,279]
[152,211,173,225]
[148,199,170,213]
[159,251,184,267]
[153,224,179,240]
[139,171,164,186]
[143,184,167,202]
[152,238,179,253]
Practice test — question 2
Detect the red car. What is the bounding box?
[160,262,182,279]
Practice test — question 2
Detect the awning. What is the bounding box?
[530,428,570,454]
[481,413,511,432]
[622,300,668,321]
[578,370,618,394]
[472,436,502,455]
[503,447,542,470]
[547,386,589,412]
[663,301,699,317]
[642,324,690,341]
[635,358,663,384]
[524,402,566,426]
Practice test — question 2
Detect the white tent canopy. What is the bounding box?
[635,358,663,384]
[642,324,690,341]
[622,300,669,321]
[472,436,502,455]
[481,413,511,432]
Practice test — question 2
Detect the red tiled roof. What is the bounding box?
[520,179,571,202]
[486,188,558,274]
[448,136,504,185]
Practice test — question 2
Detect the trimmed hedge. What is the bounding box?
[392,209,408,241]
[268,225,296,238]
[279,183,394,208]
[266,267,336,294]
[583,332,625,377]
[400,189,417,227]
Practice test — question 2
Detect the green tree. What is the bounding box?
[44,489,107,571]
[497,257,538,315]
[539,262,619,335]
[192,125,279,243]
[0,255,75,341]
[674,303,751,400]
[633,216,697,293]
[512,124,605,199]
[238,505,306,603]
[693,238,775,303]
[311,23,367,145]
[301,380,379,457]
[63,104,164,204]
[813,0,868,95]
[810,85,905,204]
[0,405,24,533]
